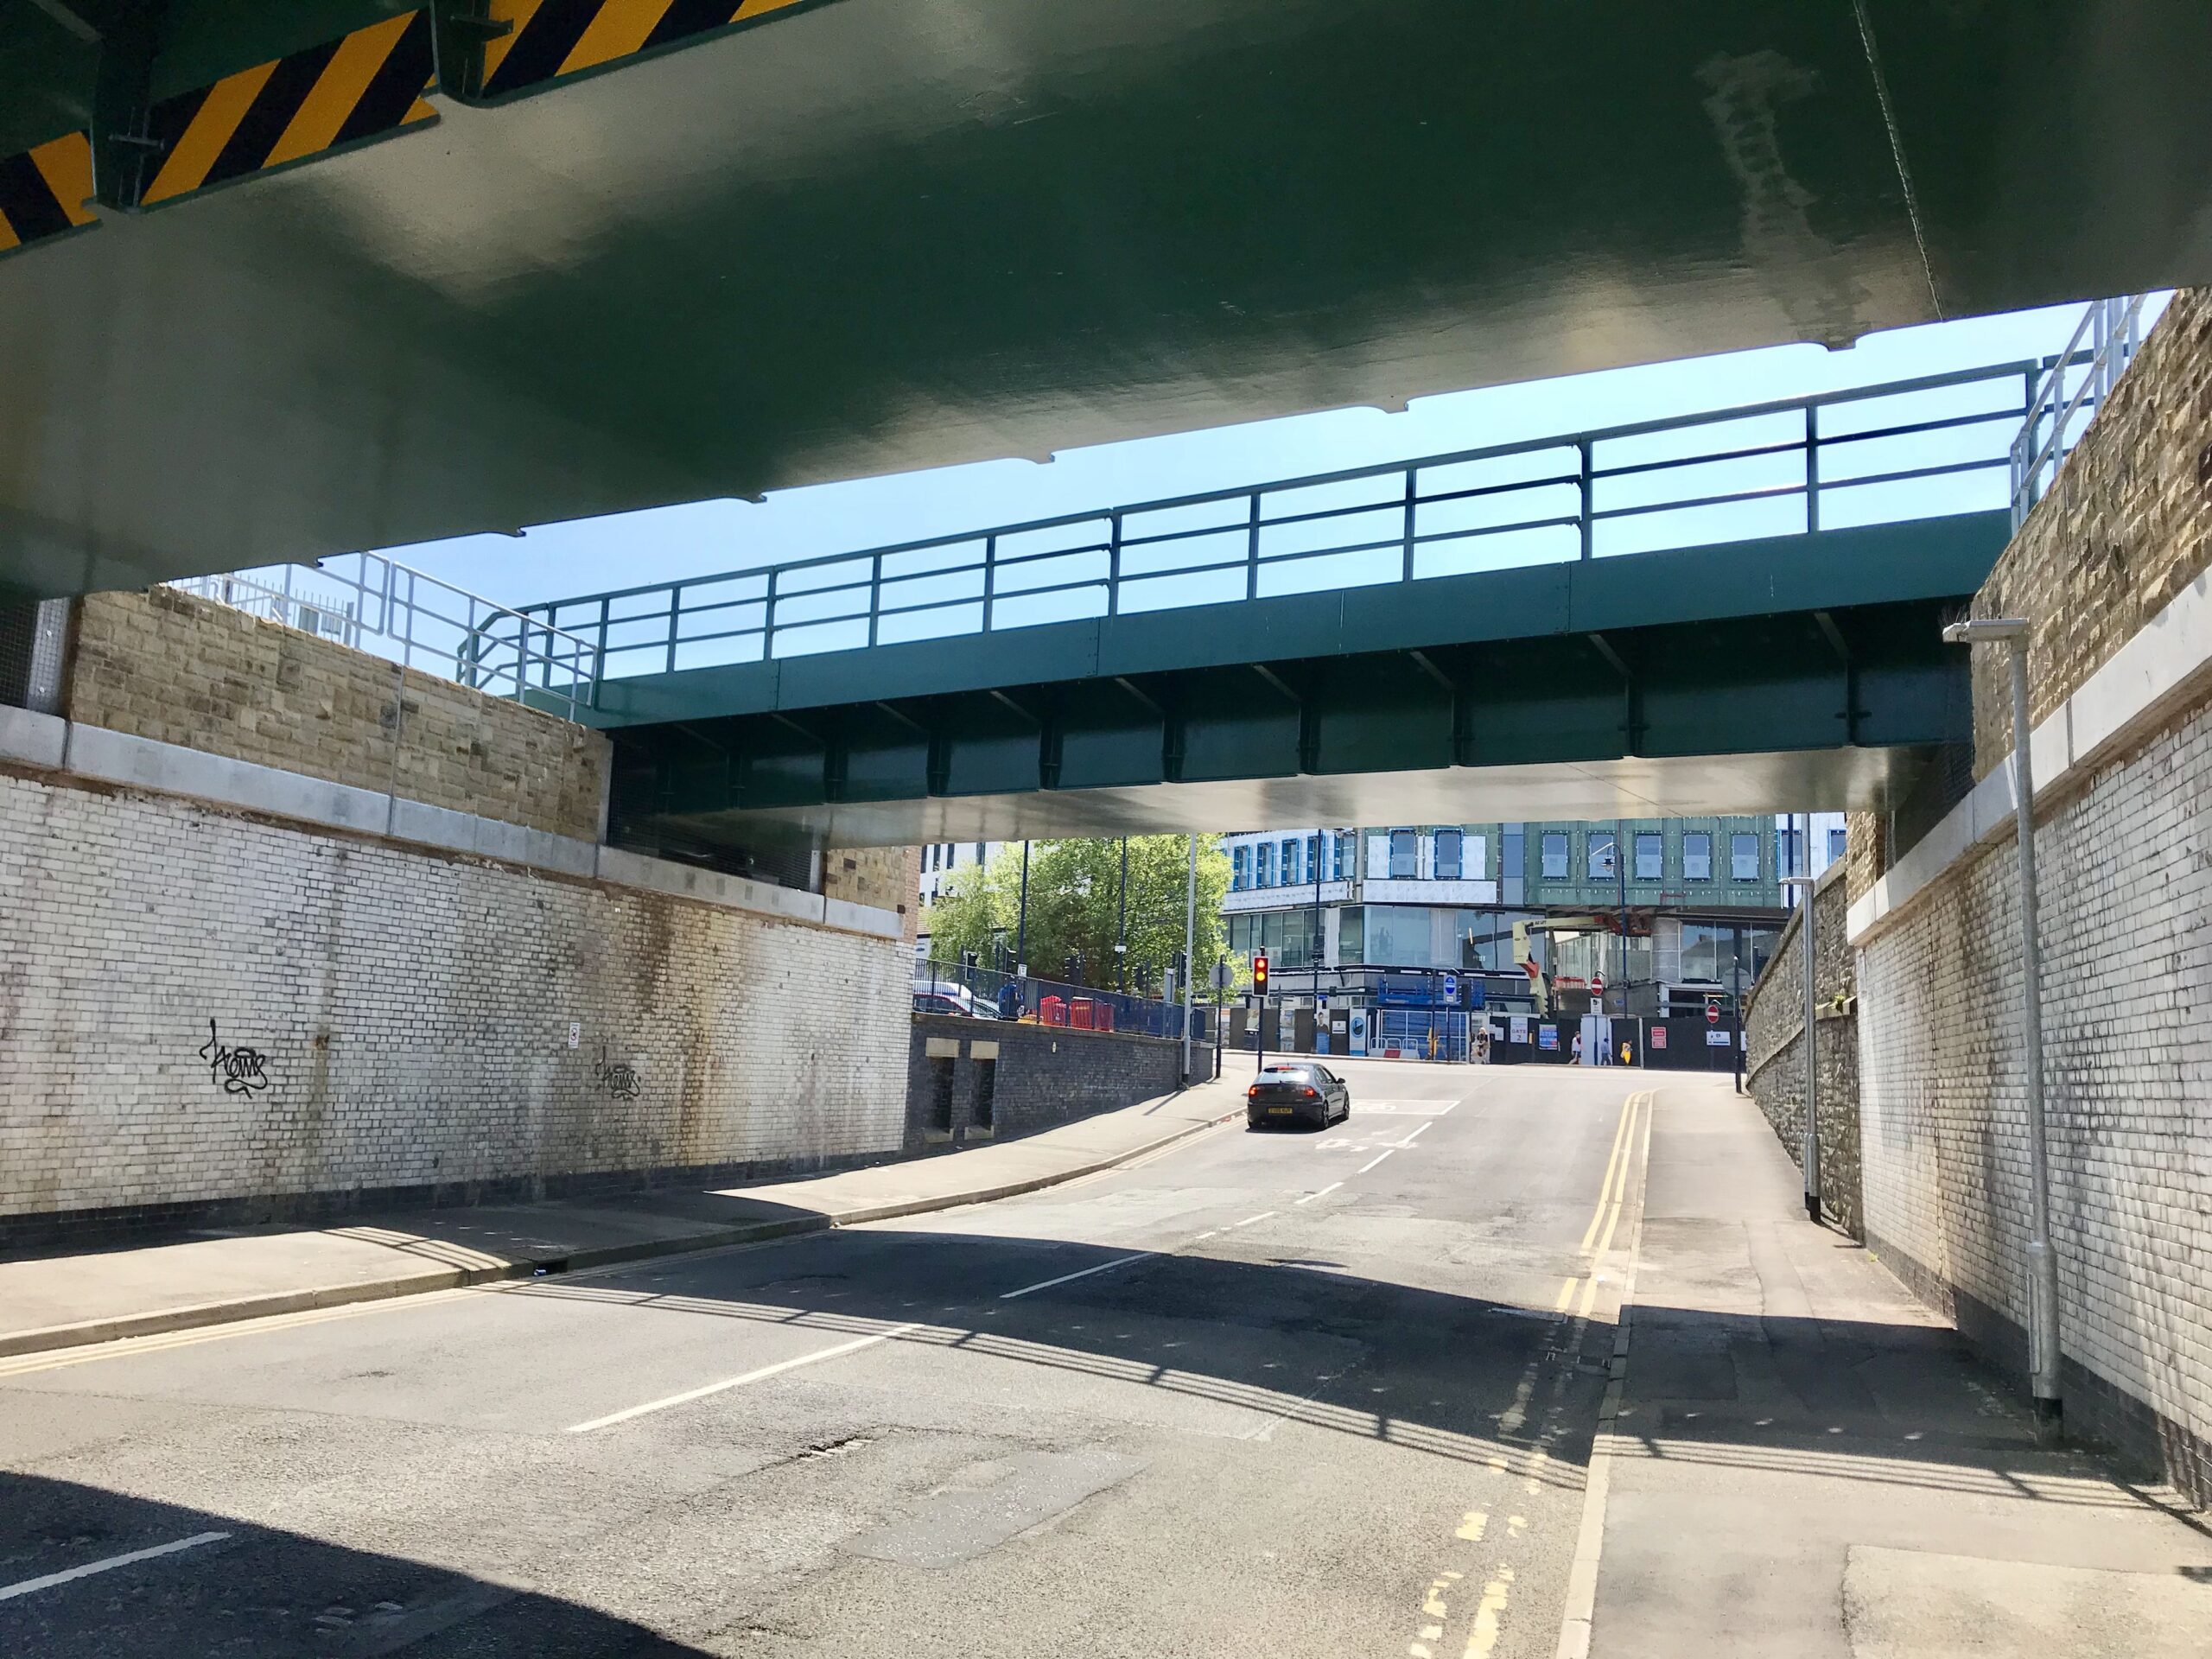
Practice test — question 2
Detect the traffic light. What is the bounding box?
[1252,951,1269,995]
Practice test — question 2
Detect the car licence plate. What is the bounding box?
[1268,1105,1294,1115]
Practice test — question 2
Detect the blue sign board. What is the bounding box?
[1537,1024,1560,1052]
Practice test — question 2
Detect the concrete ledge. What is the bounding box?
[1850,567,2212,946]
[3,715,905,941]
[64,722,391,836]
[0,704,66,769]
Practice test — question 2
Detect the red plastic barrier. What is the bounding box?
[1069,997,1096,1030]
[1094,1002,1115,1033]
[1039,995,1068,1027]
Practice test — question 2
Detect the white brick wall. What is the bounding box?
[1858,699,2212,1473]
[0,769,909,1222]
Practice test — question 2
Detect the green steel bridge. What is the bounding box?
[514,359,2044,852]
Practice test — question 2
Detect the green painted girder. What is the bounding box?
[583,515,2005,728]
[3,1,2209,599]
[605,595,1974,854]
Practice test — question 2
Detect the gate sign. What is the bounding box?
[1706,997,1722,1026]
[1650,1025,1667,1051]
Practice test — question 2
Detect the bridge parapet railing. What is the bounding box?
[2009,294,2157,531]
[528,358,2064,696]
[169,550,602,720]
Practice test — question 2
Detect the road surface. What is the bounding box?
[0,1059,1656,1657]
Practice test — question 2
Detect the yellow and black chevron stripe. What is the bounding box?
[140,10,435,208]
[480,0,806,99]
[0,132,96,256]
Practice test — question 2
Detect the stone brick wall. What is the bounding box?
[825,847,920,942]
[68,588,610,840]
[906,1015,1185,1154]
[1858,695,2212,1504]
[1852,289,2212,1504]
[1744,864,1861,1236]
[1970,289,2212,773]
[0,765,908,1243]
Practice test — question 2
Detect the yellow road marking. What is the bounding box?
[1577,1096,1636,1252]
[1456,1510,1487,1541]
[1464,1566,1513,1657]
[1553,1275,1580,1313]
[0,1286,480,1379]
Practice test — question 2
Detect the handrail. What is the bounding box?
[526,356,2049,696]
[2009,295,2150,531]
[170,550,605,720]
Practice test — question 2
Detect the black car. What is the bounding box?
[1246,1063,1351,1130]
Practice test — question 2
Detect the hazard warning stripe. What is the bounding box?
[481,0,805,99]
[0,132,97,255]
[141,10,435,208]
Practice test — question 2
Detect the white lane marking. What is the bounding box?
[1192,1230,1220,1241]
[1357,1149,1396,1174]
[566,1323,922,1433]
[1231,1211,1277,1229]
[998,1251,1154,1302]
[1294,1182,1344,1206]
[1401,1122,1433,1143]
[0,1532,231,1603]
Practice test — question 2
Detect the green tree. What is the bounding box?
[928,836,1230,993]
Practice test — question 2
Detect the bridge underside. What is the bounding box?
[4,0,2210,598]
[592,519,1990,851]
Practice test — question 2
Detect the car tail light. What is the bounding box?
[1247,1085,1261,1098]
[1301,1086,1319,1098]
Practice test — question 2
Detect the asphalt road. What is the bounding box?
[0,1059,1654,1658]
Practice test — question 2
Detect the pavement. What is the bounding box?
[0,1077,1248,1358]
[1583,1079,2212,1658]
[2,1062,2208,1657]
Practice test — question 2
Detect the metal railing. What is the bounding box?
[171,551,603,720]
[915,961,1203,1042]
[527,359,2055,695]
[2010,294,2152,531]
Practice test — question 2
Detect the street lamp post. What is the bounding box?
[1183,834,1198,1084]
[1944,615,2061,1436]
[1779,874,1819,1223]
[1117,836,1129,994]
[1015,841,1031,981]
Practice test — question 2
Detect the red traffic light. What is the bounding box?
[1252,952,1269,993]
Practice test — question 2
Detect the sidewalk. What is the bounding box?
[0,1077,1246,1359]
[1582,1082,2212,1658]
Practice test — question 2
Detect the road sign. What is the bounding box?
[1211,960,1233,991]
[1440,973,1459,1002]
[1706,997,1721,1026]
[1591,972,1605,997]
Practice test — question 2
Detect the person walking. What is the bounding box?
[1570,1031,1585,1066]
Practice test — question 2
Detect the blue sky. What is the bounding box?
[385,299,2120,624]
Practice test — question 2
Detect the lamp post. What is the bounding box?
[1183,834,1198,1084]
[1015,840,1031,981]
[1944,614,2061,1437]
[1779,874,1819,1223]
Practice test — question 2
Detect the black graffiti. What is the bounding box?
[200,1020,270,1096]
[594,1045,641,1101]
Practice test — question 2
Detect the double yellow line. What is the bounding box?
[1554,1090,1646,1318]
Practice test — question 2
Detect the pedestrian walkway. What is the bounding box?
[1583,1084,2212,1658]
[0,1077,1246,1360]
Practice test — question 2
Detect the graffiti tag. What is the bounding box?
[200,1020,270,1096]
[594,1045,642,1101]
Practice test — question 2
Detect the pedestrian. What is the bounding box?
[996,978,1023,1021]
[1618,1038,1632,1068]
[1570,1032,1584,1066]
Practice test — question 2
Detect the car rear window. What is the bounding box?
[1258,1067,1314,1084]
